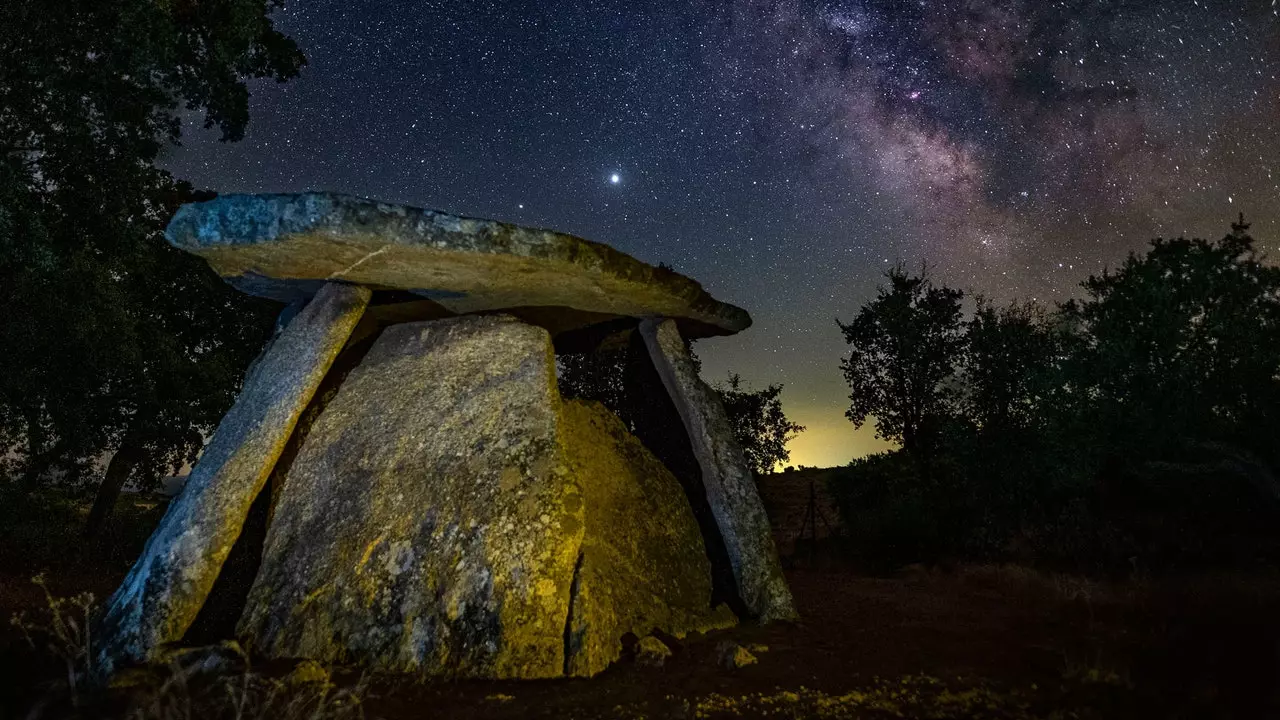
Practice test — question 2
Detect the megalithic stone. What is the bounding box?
[639,317,798,622]
[94,282,371,675]
[238,315,581,679]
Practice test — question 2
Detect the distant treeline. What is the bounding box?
[829,217,1280,575]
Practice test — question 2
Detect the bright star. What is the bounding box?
[610,173,620,184]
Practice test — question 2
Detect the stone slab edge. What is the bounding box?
[164,192,750,335]
[94,282,371,675]
[639,317,798,623]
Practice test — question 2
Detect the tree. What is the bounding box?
[715,374,805,475]
[961,299,1060,431]
[557,334,699,433]
[1062,216,1280,459]
[558,337,802,475]
[0,0,305,533]
[838,266,965,454]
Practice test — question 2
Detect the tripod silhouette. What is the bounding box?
[792,478,833,567]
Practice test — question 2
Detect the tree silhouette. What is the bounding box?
[1062,216,1280,461]
[715,373,805,475]
[838,266,965,455]
[830,218,1280,572]
[962,298,1060,432]
[0,0,305,533]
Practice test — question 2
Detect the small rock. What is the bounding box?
[153,641,247,677]
[715,641,758,670]
[898,562,932,580]
[636,636,673,667]
[286,659,330,686]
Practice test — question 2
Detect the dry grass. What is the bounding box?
[116,651,368,720]
[9,573,101,703]
[9,576,370,720]
[690,676,1050,719]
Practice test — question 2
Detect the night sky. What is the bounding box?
[167,0,1280,467]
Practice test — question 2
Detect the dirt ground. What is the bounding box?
[356,565,1280,719]
[4,495,1280,719]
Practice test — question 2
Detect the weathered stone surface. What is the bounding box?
[715,641,759,670]
[237,315,729,678]
[561,400,736,677]
[166,192,751,338]
[238,315,576,678]
[640,318,798,623]
[635,635,673,667]
[95,282,371,674]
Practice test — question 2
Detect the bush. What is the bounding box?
[829,431,1280,576]
[828,451,971,572]
[7,576,368,719]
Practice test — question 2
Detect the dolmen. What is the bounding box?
[95,192,795,679]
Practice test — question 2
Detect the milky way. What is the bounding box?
[708,0,1280,294]
[167,0,1280,466]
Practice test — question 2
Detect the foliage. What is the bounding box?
[715,373,805,475]
[9,575,366,719]
[1062,216,1280,463]
[961,299,1060,431]
[0,0,304,527]
[832,220,1280,574]
[122,654,368,720]
[838,266,966,454]
[10,574,100,699]
[827,452,962,570]
[558,338,803,476]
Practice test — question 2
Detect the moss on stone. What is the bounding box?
[561,400,734,677]
[166,192,751,338]
[235,315,733,680]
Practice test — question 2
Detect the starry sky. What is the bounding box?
[167,0,1280,468]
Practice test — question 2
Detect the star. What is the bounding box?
[163,0,1280,468]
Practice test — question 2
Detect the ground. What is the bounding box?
[3,492,1280,718]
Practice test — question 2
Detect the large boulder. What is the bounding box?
[165,192,750,340]
[560,400,737,677]
[238,315,730,678]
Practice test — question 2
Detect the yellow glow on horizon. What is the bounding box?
[780,406,897,469]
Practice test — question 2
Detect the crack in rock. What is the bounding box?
[329,245,390,280]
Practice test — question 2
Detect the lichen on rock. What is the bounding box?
[94,282,370,675]
[640,318,797,623]
[635,636,673,668]
[560,399,734,677]
[238,315,580,678]
[237,315,730,678]
[165,192,751,339]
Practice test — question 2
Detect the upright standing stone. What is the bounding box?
[640,318,798,622]
[238,315,582,678]
[95,282,371,674]
[238,315,731,678]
